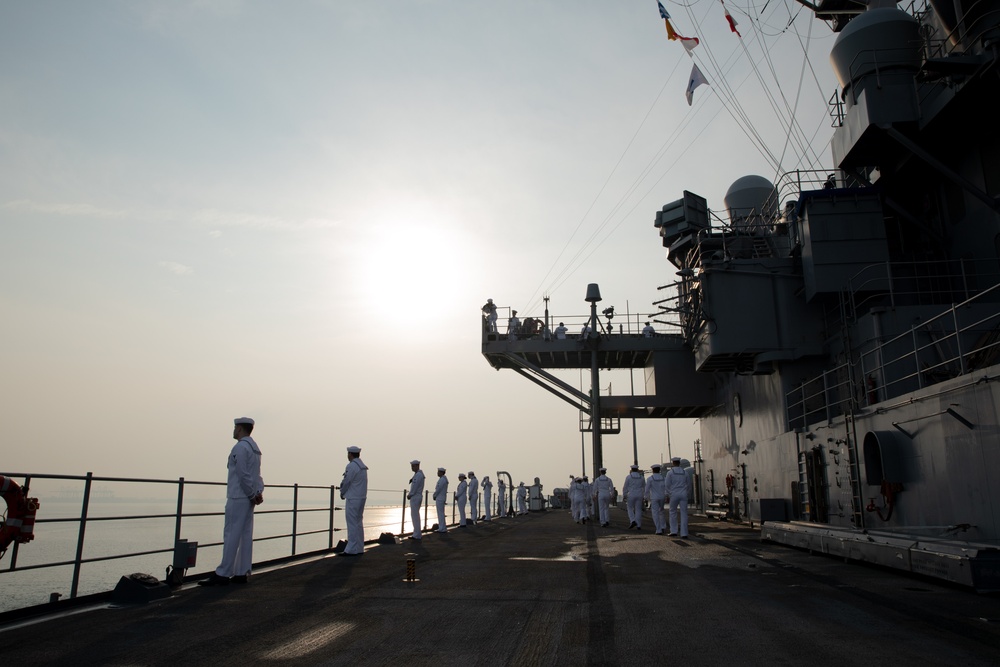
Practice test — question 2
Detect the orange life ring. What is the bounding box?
[1,475,40,553]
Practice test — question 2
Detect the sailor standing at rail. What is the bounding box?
[455,473,469,527]
[623,465,645,530]
[339,446,368,556]
[433,467,449,533]
[407,460,425,541]
[482,298,497,333]
[482,475,493,521]
[645,463,667,535]
[508,310,520,341]
[666,456,690,538]
[554,322,568,339]
[497,478,507,517]
[199,417,264,586]
[593,467,613,527]
[468,471,479,524]
[642,321,655,337]
[516,481,527,515]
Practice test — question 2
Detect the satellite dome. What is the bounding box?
[830,8,920,93]
[724,175,778,229]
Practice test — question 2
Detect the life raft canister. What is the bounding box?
[1,475,40,553]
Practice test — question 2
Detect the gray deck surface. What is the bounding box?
[2,509,999,666]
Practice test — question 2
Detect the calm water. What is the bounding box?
[0,484,467,614]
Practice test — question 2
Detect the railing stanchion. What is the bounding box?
[70,472,94,599]
[329,485,336,549]
[291,484,299,556]
[174,477,185,545]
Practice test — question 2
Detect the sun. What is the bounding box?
[350,205,477,332]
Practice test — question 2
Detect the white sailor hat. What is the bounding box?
[651,463,662,469]
[458,473,466,478]
[438,467,446,472]
[671,456,681,463]
[488,298,493,303]
[468,471,475,476]
[347,446,362,454]
[598,467,607,472]
[630,464,639,470]
[410,459,420,466]
[234,417,254,425]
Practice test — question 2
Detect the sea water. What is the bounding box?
[0,483,446,614]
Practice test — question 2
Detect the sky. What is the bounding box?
[1,1,840,500]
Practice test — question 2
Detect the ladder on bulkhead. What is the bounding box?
[797,451,812,521]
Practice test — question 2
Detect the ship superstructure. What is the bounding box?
[483,0,1000,588]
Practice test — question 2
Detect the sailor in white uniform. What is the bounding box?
[340,446,368,555]
[201,416,264,585]
[508,310,521,341]
[433,467,449,532]
[455,473,469,526]
[582,475,594,520]
[468,472,479,524]
[483,298,498,333]
[666,456,690,538]
[593,467,614,527]
[482,476,493,521]
[407,460,425,540]
[554,322,568,339]
[497,479,507,517]
[622,464,646,530]
[516,482,527,514]
[570,477,584,523]
[645,463,667,535]
[642,321,655,337]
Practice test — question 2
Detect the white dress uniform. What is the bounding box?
[216,435,263,578]
[456,477,468,526]
[570,479,584,522]
[642,323,655,337]
[408,464,425,540]
[340,451,368,555]
[582,478,594,519]
[623,470,646,530]
[482,477,493,521]
[497,480,507,517]
[433,470,449,532]
[508,314,520,341]
[516,483,527,514]
[593,472,614,526]
[468,473,479,524]
[645,468,667,534]
[554,324,568,339]
[666,461,690,537]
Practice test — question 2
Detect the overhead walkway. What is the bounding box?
[481,321,717,420]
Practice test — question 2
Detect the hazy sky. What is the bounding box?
[1,1,839,498]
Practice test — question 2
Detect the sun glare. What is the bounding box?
[351,207,476,333]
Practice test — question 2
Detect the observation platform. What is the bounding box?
[482,326,717,419]
[2,510,999,665]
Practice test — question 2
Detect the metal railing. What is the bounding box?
[0,472,342,603]
[787,280,1000,429]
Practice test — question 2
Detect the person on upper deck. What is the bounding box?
[642,321,655,337]
[516,482,527,515]
[497,478,507,517]
[433,467,448,533]
[482,298,497,333]
[508,311,520,341]
[554,322,568,339]
[407,460,425,541]
[199,417,264,586]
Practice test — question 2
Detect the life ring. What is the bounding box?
[1,475,40,553]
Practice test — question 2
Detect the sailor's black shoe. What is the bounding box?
[231,575,249,584]
[197,573,230,586]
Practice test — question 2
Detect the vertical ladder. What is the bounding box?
[797,451,812,521]
[844,420,866,528]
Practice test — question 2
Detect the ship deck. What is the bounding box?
[2,510,999,666]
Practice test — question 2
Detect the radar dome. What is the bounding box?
[724,175,778,228]
[830,8,920,92]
